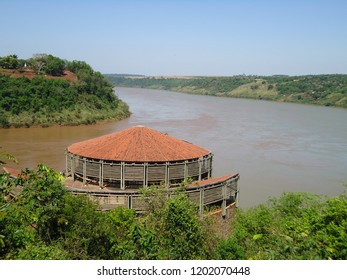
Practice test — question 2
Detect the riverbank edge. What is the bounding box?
[118,84,347,109]
[0,99,131,129]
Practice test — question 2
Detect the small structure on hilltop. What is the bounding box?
[65,125,240,215]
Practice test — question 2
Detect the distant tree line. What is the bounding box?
[105,75,254,94]
[106,74,347,108]
[0,54,130,128]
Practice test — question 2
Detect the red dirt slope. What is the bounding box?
[0,68,77,83]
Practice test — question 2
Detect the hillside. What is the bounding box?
[105,74,347,108]
[0,68,78,83]
[0,54,130,128]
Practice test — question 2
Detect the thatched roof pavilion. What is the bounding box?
[65,125,213,189]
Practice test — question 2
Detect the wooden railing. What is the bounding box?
[68,173,240,216]
[65,151,213,188]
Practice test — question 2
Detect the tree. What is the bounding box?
[29,54,46,74]
[0,55,19,69]
[58,193,115,259]
[130,187,207,260]
[15,165,66,242]
[0,164,67,258]
[66,60,93,74]
[44,55,65,76]
[160,193,206,259]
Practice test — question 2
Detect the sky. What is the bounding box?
[1,0,347,76]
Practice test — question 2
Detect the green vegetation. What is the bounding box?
[0,147,17,166]
[0,55,22,70]
[1,156,346,260]
[106,74,347,108]
[0,164,212,259]
[0,54,130,128]
[215,192,347,259]
[29,54,65,76]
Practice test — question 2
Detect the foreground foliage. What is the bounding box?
[0,163,346,260]
[215,192,347,260]
[0,165,213,259]
[106,74,347,108]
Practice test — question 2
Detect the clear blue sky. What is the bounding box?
[1,0,347,76]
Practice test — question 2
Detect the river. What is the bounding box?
[1,87,347,207]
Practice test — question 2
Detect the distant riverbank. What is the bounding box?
[105,74,347,108]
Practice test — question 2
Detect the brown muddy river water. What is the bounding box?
[1,87,347,207]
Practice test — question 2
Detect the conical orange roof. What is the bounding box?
[67,126,210,162]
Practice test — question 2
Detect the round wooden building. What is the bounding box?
[65,125,213,189]
[64,125,239,214]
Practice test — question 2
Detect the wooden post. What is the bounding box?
[165,162,169,188]
[143,162,148,187]
[83,158,87,184]
[222,182,227,217]
[65,151,69,177]
[184,160,188,180]
[99,160,104,187]
[71,155,75,181]
[199,188,204,216]
[236,178,240,208]
[209,154,213,178]
[198,158,202,181]
[121,162,125,189]
[128,195,132,209]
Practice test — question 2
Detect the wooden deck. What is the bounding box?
[65,173,240,215]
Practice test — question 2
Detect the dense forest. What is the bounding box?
[105,74,347,108]
[0,151,346,260]
[0,54,130,128]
